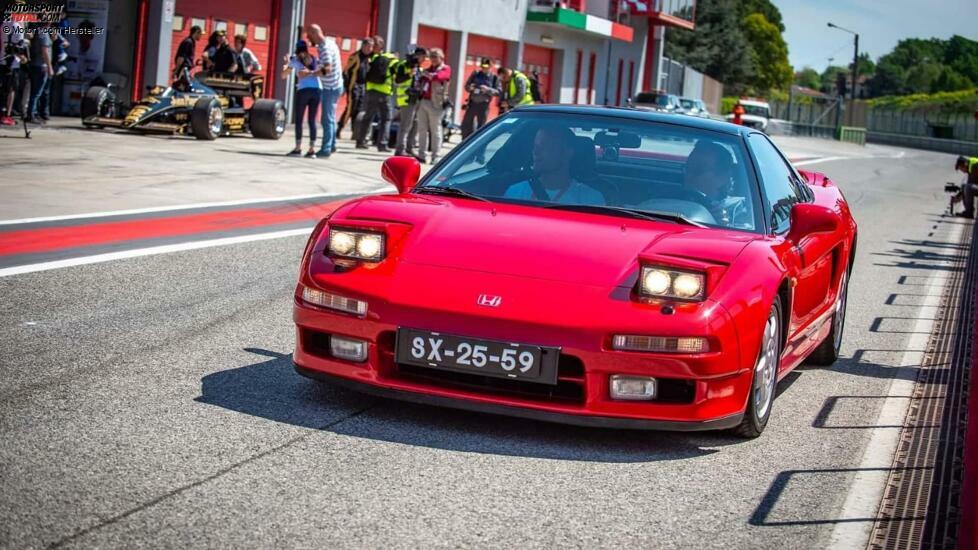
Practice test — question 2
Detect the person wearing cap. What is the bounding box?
[282,40,323,158]
[461,58,500,139]
[955,155,978,218]
[414,48,452,164]
[393,45,427,157]
[306,24,343,158]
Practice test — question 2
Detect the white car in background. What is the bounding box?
[725,98,771,131]
[679,97,711,118]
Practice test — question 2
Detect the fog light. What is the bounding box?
[612,335,709,353]
[610,375,657,401]
[301,286,367,316]
[330,335,368,362]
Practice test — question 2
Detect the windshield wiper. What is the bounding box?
[415,186,491,202]
[543,204,705,227]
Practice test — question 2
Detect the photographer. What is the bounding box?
[414,48,451,164]
[393,46,426,158]
[1,19,28,126]
[954,156,978,218]
[281,40,322,158]
[461,58,499,139]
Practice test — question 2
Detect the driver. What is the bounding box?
[682,140,734,223]
[503,126,605,205]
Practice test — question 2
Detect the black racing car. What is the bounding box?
[81,70,285,140]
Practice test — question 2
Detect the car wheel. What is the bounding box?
[805,268,849,366]
[190,97,223,140]
[249,98,286,139]
[732,297,782,438]
[81,86,114,127]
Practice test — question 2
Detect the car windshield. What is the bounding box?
[635,93,672,107]
[743,105,770,117]
[417,112,763,232]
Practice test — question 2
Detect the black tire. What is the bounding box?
[190,97,223,140]
[732,296,782,438]
[81,86,114,126]
[806,268,850,366]
[249,98,286,139]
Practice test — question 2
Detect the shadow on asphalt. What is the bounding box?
[749,466,931,526]
[196,348,745,463]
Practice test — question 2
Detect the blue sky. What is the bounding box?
[775,0,978,71]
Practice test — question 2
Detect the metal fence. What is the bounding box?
[771,99,978,143]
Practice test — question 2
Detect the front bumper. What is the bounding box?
[293,262,755,430]
[296,364,743,431]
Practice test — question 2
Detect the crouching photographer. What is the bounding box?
[949,156,978,218]
[1,20,29,126]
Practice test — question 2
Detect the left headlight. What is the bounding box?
[328,228,386,262]
[639,266,706,301]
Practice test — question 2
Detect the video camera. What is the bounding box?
[946,182,964,213]
[3,41,29,67]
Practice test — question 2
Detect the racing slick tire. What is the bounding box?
[249,99,286,139]
[805,268,850,367]
[190,97,224,140]
[81,86,115,127]
[732,297,782,438]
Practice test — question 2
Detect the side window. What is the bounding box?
[749,134,803,233]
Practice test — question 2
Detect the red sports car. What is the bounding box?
[293,105,857,437]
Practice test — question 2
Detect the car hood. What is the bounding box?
[341,196,757,287]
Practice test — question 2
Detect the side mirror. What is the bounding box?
[382,156,421,194]
[787,203,839,243]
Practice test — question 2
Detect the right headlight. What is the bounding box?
[328,228,386,262]
[639,266,706,301]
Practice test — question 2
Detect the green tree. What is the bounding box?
[853,52,875,78]
[743,13,793,92]
[794,67,821,90]
[664,0,756,94]
[738,0,784,32]
[931,66,973,93]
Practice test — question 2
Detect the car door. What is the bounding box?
[748,133,834,341]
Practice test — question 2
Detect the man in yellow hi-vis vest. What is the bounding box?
[499,67,535,113]
[356,36,398,152]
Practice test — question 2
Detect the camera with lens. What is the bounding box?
[945,182,962,194]
[3,41,29,65]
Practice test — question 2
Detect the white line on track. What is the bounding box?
[793,156,848,166]
[0,227,314,278]
[0,189,389,226]
[827,219,965,549]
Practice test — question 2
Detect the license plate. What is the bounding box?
[395,328,560,385]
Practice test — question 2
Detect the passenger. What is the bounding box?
[681,141,735,223]
[503,126,605,205]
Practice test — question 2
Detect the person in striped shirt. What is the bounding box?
[307,24,344,158]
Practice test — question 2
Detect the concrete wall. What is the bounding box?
[103,0,139,97]
[393,0,528,50]
[523,22,610,104]
[605,16,648,104]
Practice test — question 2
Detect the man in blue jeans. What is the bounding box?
[27,25,53,122]
[307,24,343,158]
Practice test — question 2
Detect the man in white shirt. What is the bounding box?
[306,24,343,157]
[504,125,605,205]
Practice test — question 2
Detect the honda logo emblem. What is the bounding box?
[477,294,502,307]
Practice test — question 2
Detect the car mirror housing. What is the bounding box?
[787,203,839,243]
[382,156,421,194]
